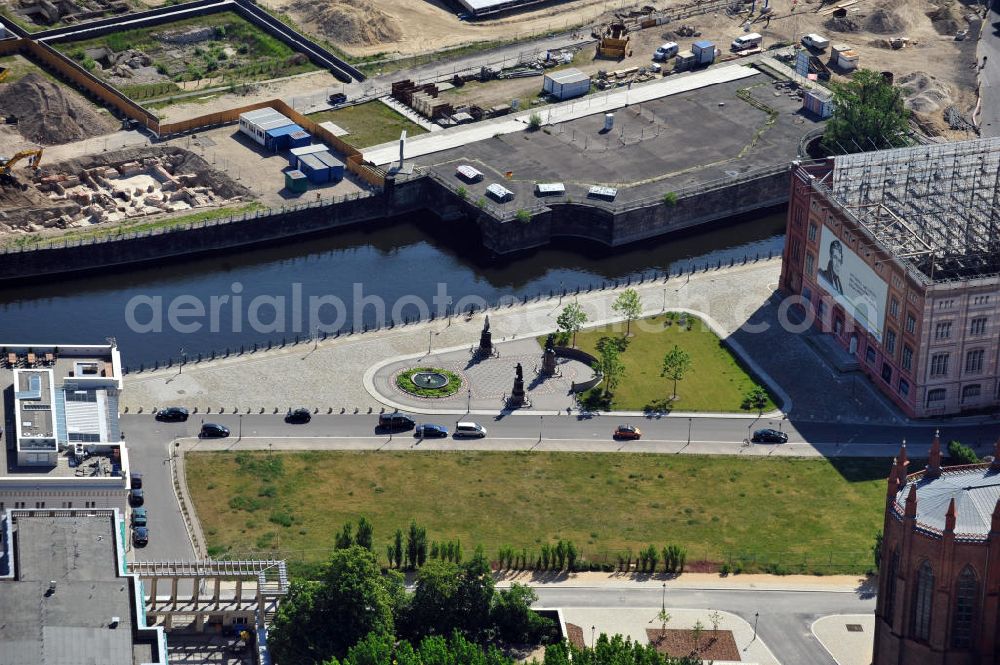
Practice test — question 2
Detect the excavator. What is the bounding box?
[0,67,8,84]
[0,148,44,185]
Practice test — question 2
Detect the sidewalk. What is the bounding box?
[121,257,904,425]
[497,570,866,594]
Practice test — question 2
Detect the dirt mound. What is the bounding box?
[290,0,402,46]
[0,73,116,146]
[865,8,908,34]
[926,4,962,35]
[824,15,861,32]
[898,71,952,114]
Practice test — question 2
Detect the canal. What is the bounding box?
[0,210,786,367]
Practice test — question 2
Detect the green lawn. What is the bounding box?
[559,313,777,413]
[308,102,427,149]
[188,451,886,575]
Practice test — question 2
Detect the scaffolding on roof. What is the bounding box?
[826,137,1000,283]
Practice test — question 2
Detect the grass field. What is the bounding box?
[557,313,776,413]
[188,451,887,575]
[308,102,427,149]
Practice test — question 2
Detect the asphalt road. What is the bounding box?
[978,0,1000,136]
[531,586,876,665]
[122,411,1000,563]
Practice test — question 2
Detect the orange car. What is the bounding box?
[614,425,642,440]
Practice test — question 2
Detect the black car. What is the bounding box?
[133,526,149,547]
[200,423,231,438]
[378,413,415,432]
[156,406,190,422]
[129,488,144,507]
[414,423,448,438]
[130,472,143,489]
[751,428,788,444]
[285,408,312,424]
[328,92,348,105]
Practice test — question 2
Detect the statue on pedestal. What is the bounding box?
[541,333,558,376]
[508,362,528,408]
[478,315,493,356]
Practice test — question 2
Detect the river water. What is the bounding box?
[0,211,785,367]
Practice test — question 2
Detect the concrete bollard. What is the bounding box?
[340,407,345,414]
[354,407,359,414]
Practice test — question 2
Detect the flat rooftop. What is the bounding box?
[415,71,822,209]
[0,512,158,665]
[827,136,1000,283]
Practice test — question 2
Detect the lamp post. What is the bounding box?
[238,414,243,442]
[661,582,666,612]
[752,611,759,642]
[687,418,692,446]
[428,330,433,355]
[178,347,185,375]
[467,388,472,414]
[591,625,595,646]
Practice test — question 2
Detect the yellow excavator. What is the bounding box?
[0,68,8,84]
[0,148,44,184]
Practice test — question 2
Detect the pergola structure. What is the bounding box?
[819,137,1000,283]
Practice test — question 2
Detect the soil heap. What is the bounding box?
[290,0,402,46]
[0,73,116,145]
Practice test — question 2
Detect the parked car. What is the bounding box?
[614,425,642,440]
[199,423,230,438]
[285,408,312,424]
[129,488,144,507]
[415,423,449,438]
[653,42,679,60]
[132,507,147,528]
[130,472,142,489]
[454,422,487,438]
[156,406,189,422]
[378,413,415,432]
[133,526,149,547]
[328,92,347,105]
[751,428,788,443]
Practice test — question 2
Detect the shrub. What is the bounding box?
[81,57,97,72]
[475,197,487,209]
[515,208,531,223]
[720,563,731,576]
[528,112,542,130]
[663,191,678,206]
[269,510,294,527]
[456,186,467,200]
[948,440,979,465]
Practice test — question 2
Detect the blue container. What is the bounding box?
[287,130,311,149]
[297,153,330,184]
[313,150,345,182]
[264,123,305,152]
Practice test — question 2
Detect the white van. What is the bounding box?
[455,422,487,438]
[731,32,763,51]
[653,42,678,61]
[802,33,830,51]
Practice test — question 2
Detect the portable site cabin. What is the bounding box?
[313,150,345,182]
[543,68,591,100]
[284,169,309,193]
[486,183,514,202]
[265,123,306,152]
[802,88,834,118]
[535,183,565,197]
[692,40,716,65]
[289,143,331,168]
[456,164,484,183]
[239,108,293,147]
[587,185,617,201]
[287,130,311,150]
[297,153,330,184]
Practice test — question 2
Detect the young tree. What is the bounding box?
[356,516,374,551]
[556,301,588,347]
[335,522,354,549]
[407,521,420,570]
[566,541,578,572]
[821,68,909,155]
[598,342,626,398]
[742,385,769,414]
[393,529,404,569]
[708,610,723,635]
[691,620,705,652]
[657,609,671,634]
[612,288,643,336]
[554,541,567,571]
[872,530,883,570]
[661,345,692,401]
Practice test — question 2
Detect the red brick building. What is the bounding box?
[780,138,1000,418]
[875,433,1000,664]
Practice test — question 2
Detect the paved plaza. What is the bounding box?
[812,614,875,665]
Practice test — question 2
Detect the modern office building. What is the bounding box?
[875,434,1000,664]
[0,343,132,514]
[780,137,1000,417]
[0,509,167,665]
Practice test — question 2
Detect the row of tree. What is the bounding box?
[328,632,702,665]
[496,540,580,572]
[269,544,559,664]
[631,544,687,574]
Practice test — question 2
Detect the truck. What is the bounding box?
[802,33,830,51]
[691,40,717,65]
[653,42,679,61]
[731,33,763,52]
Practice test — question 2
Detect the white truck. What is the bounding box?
[802,33,830,51]
[731,32,763,51]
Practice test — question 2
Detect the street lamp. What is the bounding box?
[752,611,759,642]
[178,347,185,375]
[661,582,666,612]
[687,418,692,446]
[591,625,595,646]
[428,330,433,355]
[238,414,243,442]
[467,388,472,414]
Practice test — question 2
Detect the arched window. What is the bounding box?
[911,560,934,641]
[884,549,900,627]
[951,566,979,649]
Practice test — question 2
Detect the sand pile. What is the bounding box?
[926,4,962,35]
[290,0,402,46]
[865,8,908,34]
[824,16,861,32]
[0,74,116,145]
[898,71,953,113]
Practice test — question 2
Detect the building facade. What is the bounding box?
[875,434,1000,664]
[781,138,1000,417]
